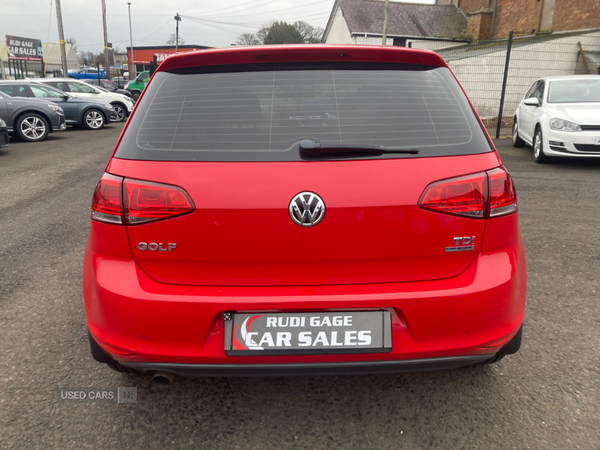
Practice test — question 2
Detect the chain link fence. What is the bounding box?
[413,29,600,137]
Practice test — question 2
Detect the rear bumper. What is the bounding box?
[121,355,494,377]
[83,216,526,369]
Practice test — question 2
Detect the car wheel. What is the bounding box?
[111,103,127,122]
[131,91,141,101]
[512,120,525,148]
[15,113,50,142]
[83,109,105,130]
[533,127,550,164]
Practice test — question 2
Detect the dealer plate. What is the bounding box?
[224,311,392,356]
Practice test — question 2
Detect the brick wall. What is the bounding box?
[467,12,494,41]
[552,0,600,32]
[459,0,492,14]
[492,0,543,39]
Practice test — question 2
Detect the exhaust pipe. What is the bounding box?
[152,371,175,388]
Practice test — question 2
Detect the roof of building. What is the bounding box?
[325,0,467,39]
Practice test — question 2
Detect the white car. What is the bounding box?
[34,78,135,122]
[512,75,600,163]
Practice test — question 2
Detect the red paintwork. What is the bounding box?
[107,153,501,286]
[85,45,526,367]
[158,44,448,72]
[83,214,526,364]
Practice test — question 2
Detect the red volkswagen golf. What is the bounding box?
[84,45,526,385]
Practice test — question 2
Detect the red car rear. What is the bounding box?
[83,45,526,384]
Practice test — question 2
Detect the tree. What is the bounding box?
[97,48,114,69]
[236,33,260,46]
[78,50,97,67]
[263,21,304,44]
[65,37,78,54]
[236,21,324,46]
[166,34,185,45]
[292,21,324,43]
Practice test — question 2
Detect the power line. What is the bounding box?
[47,0,54,44]
[188,0,280,17]
[184,0,332,20]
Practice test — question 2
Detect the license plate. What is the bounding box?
[224,311,392,356]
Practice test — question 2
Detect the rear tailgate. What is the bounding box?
[109,152,499,286]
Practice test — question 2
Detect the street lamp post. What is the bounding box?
[128,2,136,79]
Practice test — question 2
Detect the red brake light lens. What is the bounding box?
[124,179,194,224]
[419,167,517,219]
[488,167,518,217]
[91,173,124,224]
[419,172,487,218]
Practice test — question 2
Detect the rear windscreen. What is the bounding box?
[116,62,491,161]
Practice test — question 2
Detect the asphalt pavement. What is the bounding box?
[0,124,598,449]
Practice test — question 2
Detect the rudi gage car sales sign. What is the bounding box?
[225,311,392,355]
[6,35,43,60]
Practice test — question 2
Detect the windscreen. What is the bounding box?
[548,79,600,103]
[116,63,491,161]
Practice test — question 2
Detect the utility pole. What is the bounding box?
[382,0,390,46]
[128,2,136,79]
[101,0,109,77]
[55,0,69,76]
[175,13,181,53]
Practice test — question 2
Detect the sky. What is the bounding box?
[1,0,436,53]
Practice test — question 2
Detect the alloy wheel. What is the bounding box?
[113,105,126,122]
[21,116,46,140]
[86,111,104,129]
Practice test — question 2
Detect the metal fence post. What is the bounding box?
[496,31,514,139]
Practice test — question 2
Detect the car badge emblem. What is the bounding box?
[289,192,325,227]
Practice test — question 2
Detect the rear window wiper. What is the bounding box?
[299,139,420,159]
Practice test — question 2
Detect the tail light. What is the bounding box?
[419,166,517,219]
[123,179,194,224]
[488,167,518,217]
[419,172,486,218]
[91,174,194,225]
[91,173,123,224]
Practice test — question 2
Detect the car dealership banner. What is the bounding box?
[6,35,43,61]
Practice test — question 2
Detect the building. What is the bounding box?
[125,45,212,74]
[113,52,129,75]
[322,0,469,49]
[323,0,600,46]
[41,43,79,75]
[436,0,600,42]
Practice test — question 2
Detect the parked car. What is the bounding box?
[83,78,135,100]
[0,117,9,148]
[0,81,115,130]
[513,75,600,163]
[68,68,107,80]
[35,78,134,122]
[124,71,149,100]
[111,76,128,89]
[85,45,526,385]
[0,90,66,142]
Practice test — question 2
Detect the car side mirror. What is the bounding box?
[523,97,540,107]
